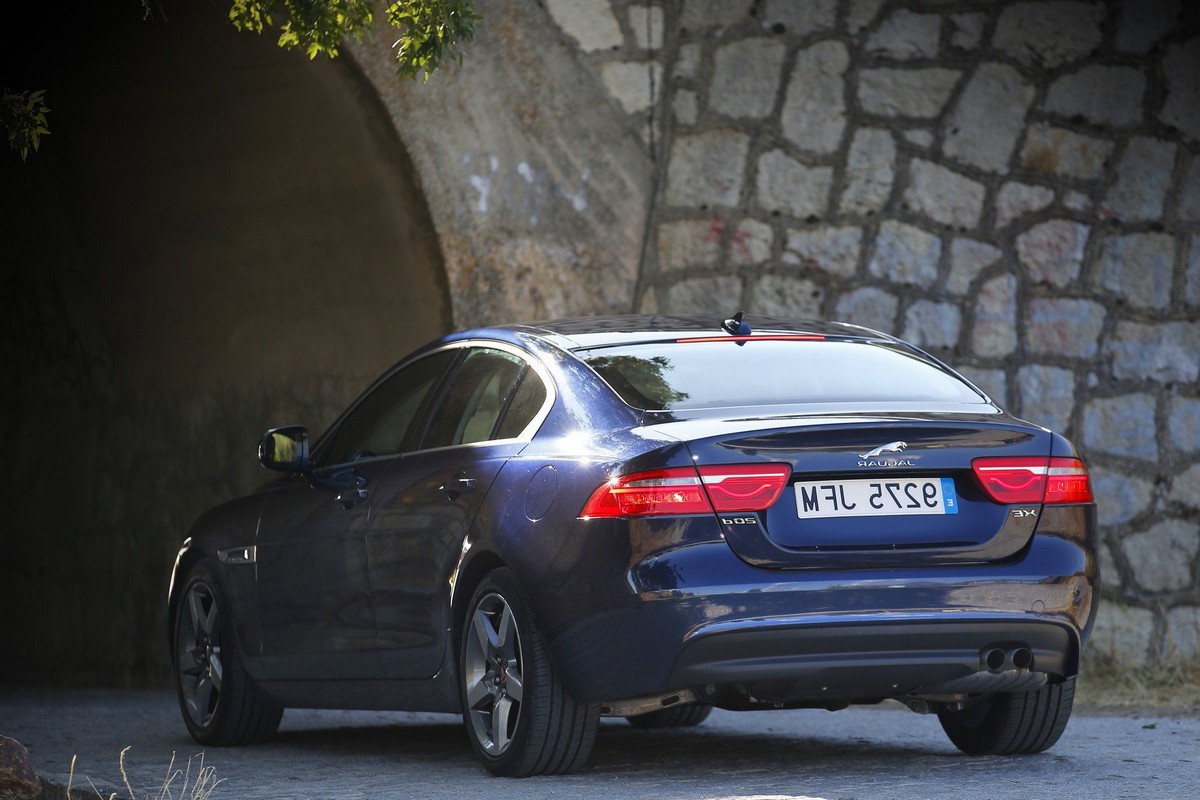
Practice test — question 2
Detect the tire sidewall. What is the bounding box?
[172,562,233,745]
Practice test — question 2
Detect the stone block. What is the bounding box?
[731,218,774,265]
[904,160,985,229]
[1018,364,1075,432]
[675,43,701,79]
[1189,236,1200,306]
[1160,38,1200,143]
[756,150,833,219]
[993,1,1105,68]
[1025,298,1106,358]
[681,0,754,30]
[781,41,849,154]
[846,0,886,34]
[1167,605,1200,659]
[1083,393,1158,461]
[1170,463,1200,509]
[545,0,624,51]
[835,286,898,332]
[760,0,836,36]
[749,275,824,318]
[943,64,1036,174]
[839,128,895,215]
[1108,322,1200,384]
[663,275,744,314]
[957,366,1006,405]
[1122,519,1198,592]
[1087,602,1154,665]
[903,129,934,148]
[950,13,985,50]
[1089,466,1153,526]
[866,10,941,59]
[657,219,721,271]
[868,221,941,287]
[1176,156,1200,222]
[996,182,1054,229]
[665,130,750,207]
[903,300,961,350]
[1064,191,1090,212]
[1098,540,1121,591]
[948,238,1001,295]
[1020,124,1114,179]
[711,38,785,120]
[971,274,1017,357]
[1169,396,1200,452]
[600,61,660,113]
[784,226,863,278]
[1102,137,1177,221]
[857,68,961,119]
[1044,66,1146,128]
[628,5,663,50]
[1094,232,1174,310]
[673,90,698,126]
[1116,0,1181,54]
[1017,220,1088,288]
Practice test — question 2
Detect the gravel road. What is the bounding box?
[2,688,1196,800]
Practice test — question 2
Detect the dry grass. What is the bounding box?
[65,747,223,800]
[1076,656,1200,714]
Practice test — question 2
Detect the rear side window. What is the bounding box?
[580,340,986,411]
[422,348,528,449]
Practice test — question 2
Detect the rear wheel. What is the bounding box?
[626,704,712,729]
[938,678,1075,755]
[173,563,282,745]
[459,568,599,776]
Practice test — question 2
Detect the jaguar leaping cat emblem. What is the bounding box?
[859,441,908,459]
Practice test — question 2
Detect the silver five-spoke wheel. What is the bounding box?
[463,592,525,755]
[178,581,223,727]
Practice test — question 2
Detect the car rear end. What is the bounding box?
[515,319,1097,750]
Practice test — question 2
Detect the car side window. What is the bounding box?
[494,368,548,440]
[322,349,457,466]
[421,348,529,449]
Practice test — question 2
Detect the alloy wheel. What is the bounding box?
[463,592,525,756]
[177,581,224,728]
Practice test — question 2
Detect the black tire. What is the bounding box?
[459,568,600,777]
[626,704,712,729]
[172,563,282,746]
[938,677,1076,755]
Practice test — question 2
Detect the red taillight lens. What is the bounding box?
[697,463,792,512]
[579,467,712,518]
[971,457,1093,505]
[580,463,791,518]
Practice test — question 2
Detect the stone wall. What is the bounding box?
[540,0,1200,664]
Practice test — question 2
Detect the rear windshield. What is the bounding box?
[579,340,987,411]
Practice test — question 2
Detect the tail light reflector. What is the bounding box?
[971,457,1093,505]
[580,463,791,518]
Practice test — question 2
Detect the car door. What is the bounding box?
[253,349,458,680]
[367,344,553,678]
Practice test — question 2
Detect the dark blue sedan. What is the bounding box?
[167,314,1098,776]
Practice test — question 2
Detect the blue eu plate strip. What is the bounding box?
[941,478,959,514]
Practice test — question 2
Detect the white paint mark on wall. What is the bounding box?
[464,152,590,224]
[560,165,591,212]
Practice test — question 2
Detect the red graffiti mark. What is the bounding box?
[703,217,725,243]
[731,229,753,259]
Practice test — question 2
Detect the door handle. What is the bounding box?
[440,476,477,500]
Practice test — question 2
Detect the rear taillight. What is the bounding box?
[579,463,791,518]
[971,457,1093,505]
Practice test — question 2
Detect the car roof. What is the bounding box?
[500,314,892,350]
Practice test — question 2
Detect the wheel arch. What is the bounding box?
[450,548,508,647]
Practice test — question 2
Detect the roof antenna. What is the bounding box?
[722,311,751,336]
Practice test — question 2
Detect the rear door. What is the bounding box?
[367,344,552,678]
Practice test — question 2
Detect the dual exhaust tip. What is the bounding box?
[983,646,1034,673]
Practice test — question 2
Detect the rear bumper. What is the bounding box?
[529,508,1096,705]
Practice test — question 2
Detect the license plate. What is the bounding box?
[794,478,958,519]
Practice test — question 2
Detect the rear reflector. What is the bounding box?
[971,457,1093,505]
[580,463,791,518]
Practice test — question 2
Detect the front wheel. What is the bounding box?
[938,677,1076,755]
[172,563,282,745]
[459,568,599,776]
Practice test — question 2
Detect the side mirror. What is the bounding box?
[259,425,310,472]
